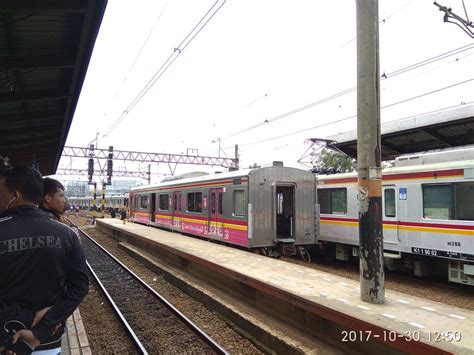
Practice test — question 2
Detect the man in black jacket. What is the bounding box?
[39,178,66,222]
[0,167,89,353]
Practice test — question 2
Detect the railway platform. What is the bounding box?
[61,309,90,354]
[96,219,473,354]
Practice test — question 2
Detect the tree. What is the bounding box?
[248,163,261,169]
[311,149,355,174]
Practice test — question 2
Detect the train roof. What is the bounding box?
[131,168,255,192]
[130,166,312,192]
[317,159,474,181]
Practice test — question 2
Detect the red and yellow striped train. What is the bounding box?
[317,152,474,286]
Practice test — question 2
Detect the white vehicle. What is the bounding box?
[316,152,474,286]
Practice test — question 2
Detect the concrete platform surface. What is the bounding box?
[97,219,473,354]
[61,308,90,355]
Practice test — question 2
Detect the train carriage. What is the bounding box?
[68,194,128,212]
[316,155,474,285]
[129,164,317,257]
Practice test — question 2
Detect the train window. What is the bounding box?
[277,193,284,215]
[423,185,453,220]
[318,188,347,214]
[454,183,474,220]
[332,189,347,214]
[211,193,216,214]
[384,189,396,217]
[233,190,245,216]
[159,194,169,210]
[218,192,223,215]
[318,190,331,214]
[187,192,202,213]
[140,195,148,209]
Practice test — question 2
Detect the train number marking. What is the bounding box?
[412,248,437,256]
[446,241,461,247]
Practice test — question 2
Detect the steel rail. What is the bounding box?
[86,261,148,354]
[67,217,228,355]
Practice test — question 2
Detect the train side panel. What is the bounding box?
[129,166,317,254]
[317,161,474,285]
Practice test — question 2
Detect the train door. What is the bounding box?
[150,193,156,223]
[209,188,224,238]
[276,185,295,241]
[172,191,182,229]
[382,186,399,244]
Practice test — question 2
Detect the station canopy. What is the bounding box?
[327,105,474,161]
[0,0,107,175]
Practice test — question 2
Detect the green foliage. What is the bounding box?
[311,149,355,174]
[248,162,261,168]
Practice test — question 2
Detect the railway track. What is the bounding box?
[67,217,228,354]
[69,212,473,315]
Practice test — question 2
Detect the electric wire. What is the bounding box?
[110,3,168,103]
[222,43,474,140]
[235,79,473,148]
[339,0,417,48]
[104,0,226,138]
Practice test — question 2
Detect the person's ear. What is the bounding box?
[45,194,52,203]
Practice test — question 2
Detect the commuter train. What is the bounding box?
[316,151,474,286]
[68,194,129,212]
[129,164,316,260]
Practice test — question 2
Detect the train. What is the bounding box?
[68,150,473,286]
[129,163,316,260]
[317,150,474,286]
[68,194,129,213]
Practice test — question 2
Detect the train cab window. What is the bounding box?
[187,192,202,213]
[233,190,246,216]
[159,194,169,210]
[384,189,396,217]
[140,195,148,209]
[318,188,347,214]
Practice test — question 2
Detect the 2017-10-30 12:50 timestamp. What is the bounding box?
[341,330,462,342]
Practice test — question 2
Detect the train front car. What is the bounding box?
[129,164,317,260]
[316,156,474,286]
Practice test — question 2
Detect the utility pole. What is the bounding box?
[356,0,384,304]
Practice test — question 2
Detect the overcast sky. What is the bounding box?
[57,0,474,183]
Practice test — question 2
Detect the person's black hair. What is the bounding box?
[1,167,43,204]
[43,177,65,197]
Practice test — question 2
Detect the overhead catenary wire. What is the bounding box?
[103,0,226,138]
[110,2,168,103]
[221,43,474,140]
[233,79,474,148]
[339,0,417,48]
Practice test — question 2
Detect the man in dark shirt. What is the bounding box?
[39,178,67,222]
[0,167,88,353]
